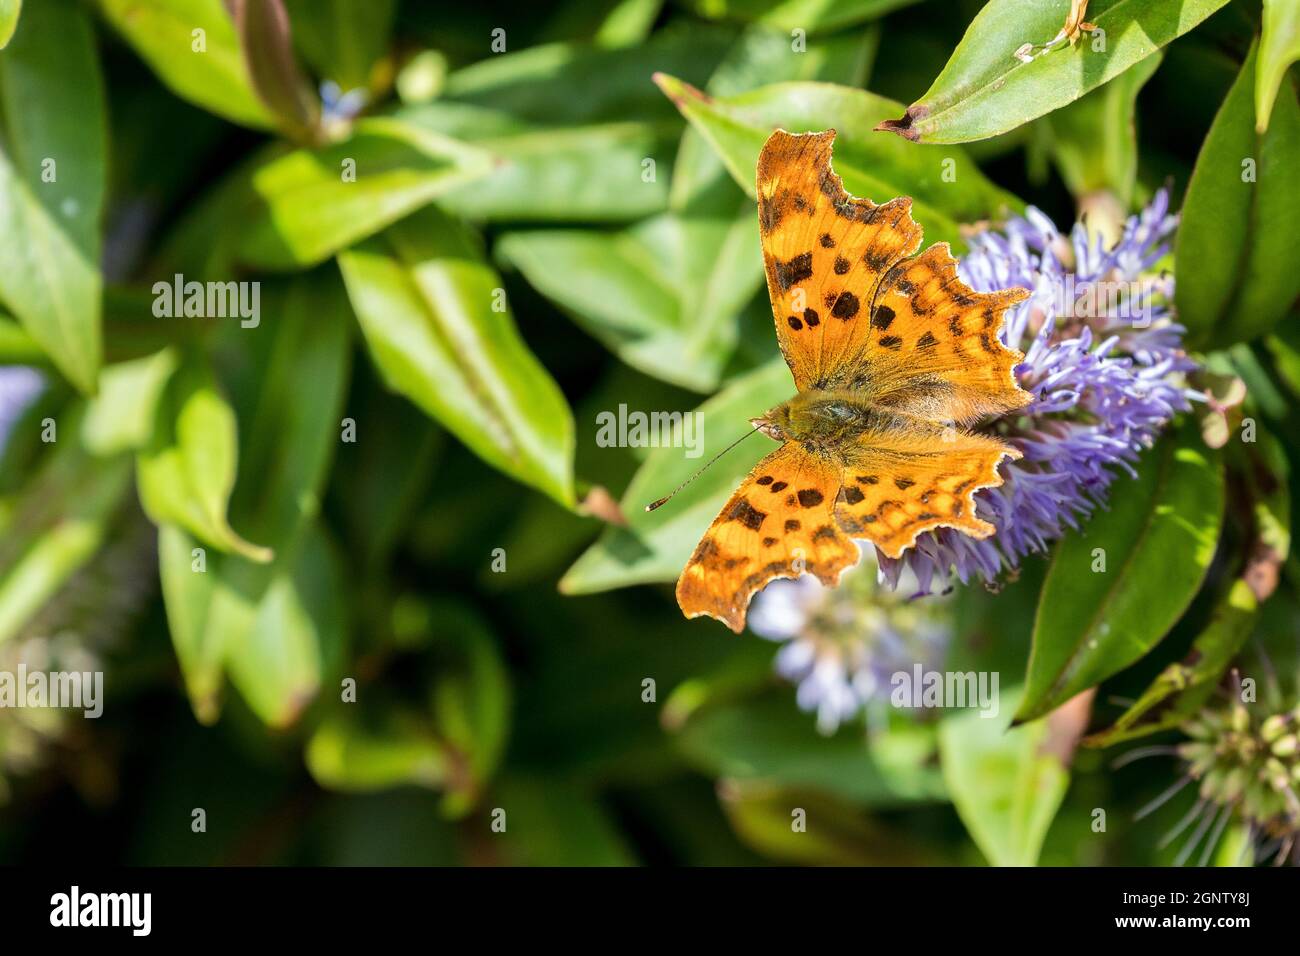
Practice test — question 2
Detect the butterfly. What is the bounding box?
[673,129,1031,633]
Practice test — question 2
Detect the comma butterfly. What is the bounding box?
[664,129,1031,632]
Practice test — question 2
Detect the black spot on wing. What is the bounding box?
[871,305,895,330]
[803,308,820,327]
[774,252,813,291]
[796,488,824,508]
[727,498,767,531]
[830,291,860,320]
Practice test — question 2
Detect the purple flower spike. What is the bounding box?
[878,190,1197,593]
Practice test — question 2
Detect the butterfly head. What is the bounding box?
[748,414,787,442]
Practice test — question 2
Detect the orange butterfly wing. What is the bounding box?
[757,129,1029,423]
[673,128,1031,631]
[757,129,922,392]
[832,422,1019,559]
[676,443,859,633]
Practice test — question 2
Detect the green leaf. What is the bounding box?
[486,777,638,865]
[0,0,19,49]
[0,315,41,363]
[98,0,275,130]
[939,686,1069,866]
[497,210,755,392]
[561,359,792,593]
[338,205,576,508]
[283,0,395,91]
[1176,42,1300,350]
[403,26,745,223]
[1087,429,1290,746]
[306,703,452,792]
[137,354,273,563]
[404,106,674,222]
[1257,0,1300,133]
[237,117,494,270]
[654,74,1022,248]
[427,599,512,817]
[679,0,920,33]
[876,0,1230,144]
[1016,419,1225,723]
[1041,51,1161,206]
[230,0,322,143]
[0,0,105,393]
[717,782,951,865]
[0,407,132,646]
[81,349,179,456]
[441,25,733,127]
[157,274,352,726]
[160,519,345,727]
[1084,577,1259,747]
[674,693,946,805]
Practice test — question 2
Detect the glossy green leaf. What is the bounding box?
[0,409,132,646]
[0,0,19,49]
[98,0,275,130]
[137,354,273,563]
[1041,51,1161,206]
[1176,43,1300,350]
[655,74,1022,247]
[675,693,946,805]
[1084,577,1259,747]
[1257,0,1300,132]
[338,205,576,507]
[679,0,919,32]
[407,107,674,222]
[81,349,179,456]
[230,0,322,143]
[940,686,1069,866]
[497,209,756,392]
[284,0,395,91]
[1016,419,1225,723]
[561,359,792,593]
[0,0,105,393]
[237,117,494,270]
[1087,430,1290,746]
[876,0,1230,144]
[404,27,738,222]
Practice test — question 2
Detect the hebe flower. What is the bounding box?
[749,544,949,734]
[878,189,1196,593]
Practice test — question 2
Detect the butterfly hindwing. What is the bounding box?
[847,243,1031,424]
[676,443,859,633]
[832,425,1019,559]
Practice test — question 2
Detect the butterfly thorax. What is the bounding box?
[757,389,938,459]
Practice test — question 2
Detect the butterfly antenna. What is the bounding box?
[645,425,763,512]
